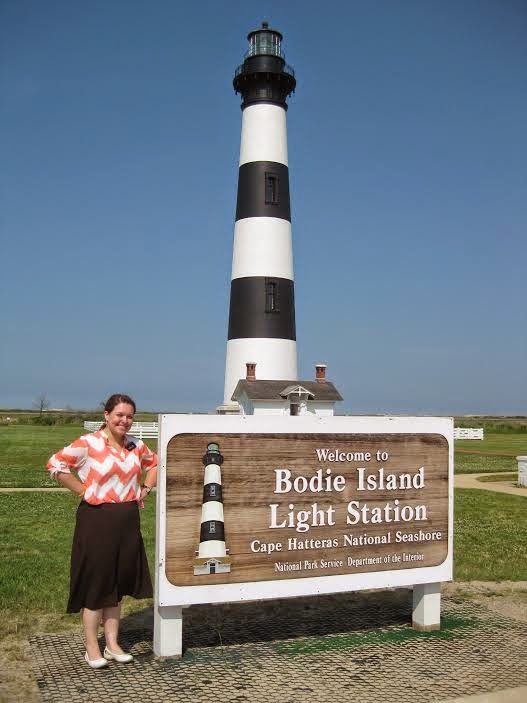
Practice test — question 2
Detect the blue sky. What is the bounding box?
[1,0,526,414]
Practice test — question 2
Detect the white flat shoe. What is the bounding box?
[103,646,133,663]
[84,652,108,669]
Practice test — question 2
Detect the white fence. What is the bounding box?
[83,421,158,439]
[84,421,484,441]
[453,428,484,440]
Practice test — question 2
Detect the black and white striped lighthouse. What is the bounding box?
[222,22,298,409]
[193,442,231,575]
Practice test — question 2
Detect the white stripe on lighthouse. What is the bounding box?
[204,464,221,485]
[224,338,298,404]
[239,104,288,166]
[231,218,294,279]
[198,541,228,559]
[199,500,225,524]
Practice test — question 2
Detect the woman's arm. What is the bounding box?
[46,436,88,495]
[56,471,87,497]
[139,440,157,501]
[140,465,157,501]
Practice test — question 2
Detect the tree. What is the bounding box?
[33,393,50,415]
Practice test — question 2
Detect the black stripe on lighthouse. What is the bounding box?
[230,155,294,340]
[228,277,295,340]
[203,482,223,502]
[236,161,290,222]
[200,520,226,542]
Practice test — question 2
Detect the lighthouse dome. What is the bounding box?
[246,22,284,59]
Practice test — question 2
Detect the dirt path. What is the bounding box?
[0,487,69,492]
[455,449,518,457]
[454,473,527,497]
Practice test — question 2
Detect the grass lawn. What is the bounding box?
[1,489,526,641]
[456,431,527,455]
[0,425,158,488]
[0,424,524,487]
[454,489,527,581]
[454,429,526,475]
[0,493,155,639]
[454,452,518,474]
[0,425,85,488]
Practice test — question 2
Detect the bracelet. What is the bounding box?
[142,485,152,494]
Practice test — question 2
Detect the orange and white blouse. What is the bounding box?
[46,430,157,505]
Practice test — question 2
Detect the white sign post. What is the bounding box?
[154,414,453,657]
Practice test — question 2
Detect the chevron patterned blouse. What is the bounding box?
[46,430,157,505]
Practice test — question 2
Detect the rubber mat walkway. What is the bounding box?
[30,589,527,703]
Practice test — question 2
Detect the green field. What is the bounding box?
[0,425,158,488]
[0,492,155,639]
[0,425,84,488]
[454,489,527,581]
[454,426,526,474]
[0,425,84,487]
[1,420,525,488]
[456,432,527,455]
[1,489,526,640]
[1,417,527,643]
[0,493,155,637]
[454,452,518,474]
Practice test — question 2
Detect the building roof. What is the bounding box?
[232,380,343,402]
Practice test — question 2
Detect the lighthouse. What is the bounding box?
[193,442,231,576]
[221,22,297,411]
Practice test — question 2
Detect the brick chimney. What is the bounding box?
[246,362,256,382]
[315,363,327,383]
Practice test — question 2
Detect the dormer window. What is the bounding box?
[280,384,314,416]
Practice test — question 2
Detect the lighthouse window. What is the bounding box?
[210,485,216,496]
[265,279,280,313]
[265,172,279,204]
[210,521,216,534]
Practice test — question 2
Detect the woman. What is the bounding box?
[47,393,157,669]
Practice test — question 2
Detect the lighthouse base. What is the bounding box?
[193,556,232,576]
[223,337,298,407]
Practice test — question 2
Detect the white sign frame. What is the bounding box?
[155,414,453,609]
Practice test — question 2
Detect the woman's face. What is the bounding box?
[104,402,135,439]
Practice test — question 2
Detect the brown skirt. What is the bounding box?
[67,500,153,613]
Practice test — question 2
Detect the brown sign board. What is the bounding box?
[164,430,449,588]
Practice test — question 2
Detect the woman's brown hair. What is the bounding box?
[99,394,136,430]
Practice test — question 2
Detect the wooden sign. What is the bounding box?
[156,415,453,606]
